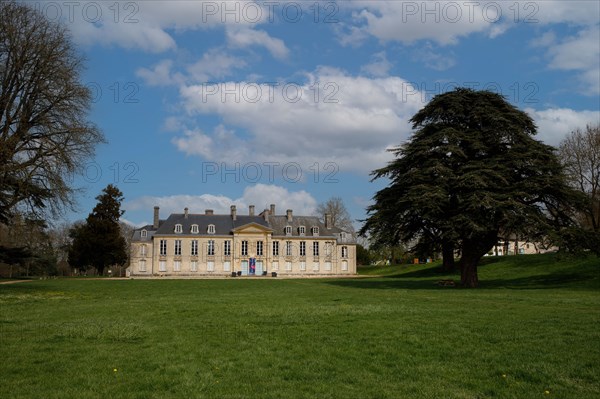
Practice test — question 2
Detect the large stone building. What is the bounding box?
[127,204,356,277]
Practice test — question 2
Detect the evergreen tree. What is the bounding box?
[361,88,577,287]
[68,185,127,275]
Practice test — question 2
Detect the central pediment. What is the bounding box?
[232,222,274,234]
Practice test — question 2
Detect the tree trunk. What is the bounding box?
[441,241,455,272]
[460,254,479,288]
[459,230,499,288]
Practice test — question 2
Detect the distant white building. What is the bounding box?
[128,204,356,277]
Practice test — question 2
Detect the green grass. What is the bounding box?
[1,254,598,398]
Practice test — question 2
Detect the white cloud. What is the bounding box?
[136,59,185,87]
[339,1,599,46]
[411,44,456,71]
[124,184,317,217]
[176,68,425,173]
[339,1,495,46]
[187,49,248,82]
[546,26,600,94]
[361,51,392,77]
[526,107,600,146]
[226,27,289,60]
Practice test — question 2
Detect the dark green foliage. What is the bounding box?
[356,244,371,265]
[361,88,579,287]
[68,185,127,275]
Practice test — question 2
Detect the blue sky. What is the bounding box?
[32,0,600,228]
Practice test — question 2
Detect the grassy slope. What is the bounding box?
[0,254,598,399]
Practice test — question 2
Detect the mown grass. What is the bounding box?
[0,254,598,398]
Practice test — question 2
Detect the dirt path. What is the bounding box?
[0,280,32,285]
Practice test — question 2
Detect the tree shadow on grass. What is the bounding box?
[328,265,599,291]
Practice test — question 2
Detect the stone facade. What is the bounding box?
[127,204,356,277]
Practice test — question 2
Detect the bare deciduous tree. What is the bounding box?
[559,124,600,232]
[316,196,355,233]
[0,1,104,223]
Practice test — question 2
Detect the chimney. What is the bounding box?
[325,213,332,229]
[270,204,276,216]
[249,205,255,216]
[184,207,189,219]
[205,209,213,215]
[153,206,160,229]
[286,209,293,222]
[231,205,237,221]
[262,209,269,223]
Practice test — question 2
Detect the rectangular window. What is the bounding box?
[224,240,231,256]
[159,260,166,272]
[224,261,231,272]
[174,240,182,256]
[191,240,198,256]
[140,245,147,257]
[325,262,332,271]
[299,226,305,235]
[313,262,320,271]
[342,246,348,258]
[139,259,146,272]
[313,242,319,257]
[286,241,292,256]
[300,261,306,271]
[208,240,215,256]
[325,242,332,256]
[174,260,181,271]
[341,260,348,271]
[191,261,198,272]
[272,261,279,271]
[300,241,306,256]
[257,241,263,256]
[242,240,248,256]
[272,241,279,256]
[285,261,292,271]
[191,224,199,234]
[207,261,215,272]
[312,227,319,236]
[160,240,167,256]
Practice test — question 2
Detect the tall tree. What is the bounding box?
[316,197,355,232]
[68,185,127,275]
[559,124,600,232]
[0,1,104,223]
[361,88,577,287]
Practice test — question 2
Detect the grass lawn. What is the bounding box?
[1,254,598,399]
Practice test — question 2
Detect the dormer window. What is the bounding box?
[285,226,292,236]
[174,224,182,233]
[191,224,199,234]
[207,224,216,234]
[141,229,147,238]
[298,226,305,236]
[312,227,319,236]
[340,232,346,240]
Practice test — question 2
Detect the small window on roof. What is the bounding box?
[141,229,147,238]
[285,226,292,235]
[340,232,346,240]
[191,224,199,234]
[312,227,319,236]
[299,226,305,235]
[207,224,215,234]
[174,224,182,233]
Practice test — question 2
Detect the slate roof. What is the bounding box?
[153,213,270,236]
[132,211,355,243]
[268,215,338,238]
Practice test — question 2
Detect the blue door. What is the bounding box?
[249,258,256,275]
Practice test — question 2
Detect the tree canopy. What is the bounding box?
[68,185,127,275]
[0,1,104,223]
[360,88,577,287]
